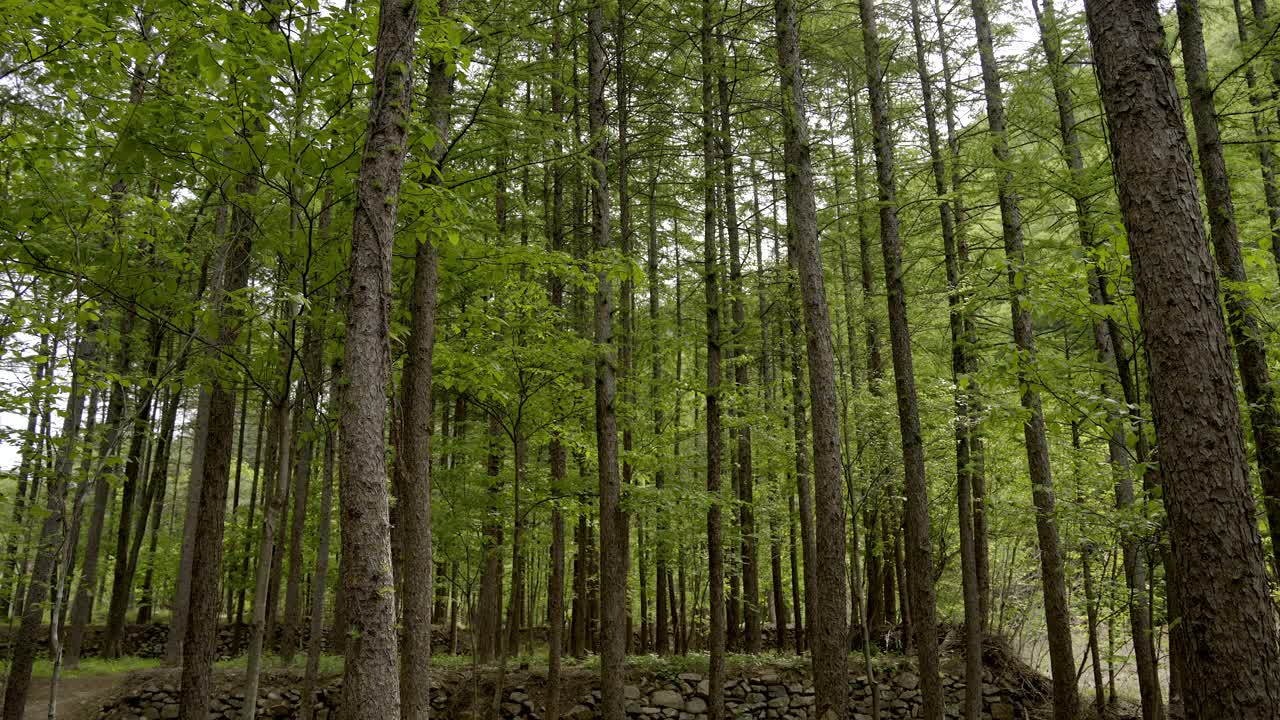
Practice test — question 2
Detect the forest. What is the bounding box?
[1,0,1279,716]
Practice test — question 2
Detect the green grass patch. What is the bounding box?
[0,656,163,680]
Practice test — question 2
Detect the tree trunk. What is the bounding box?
[861,0,942,715]
[590,0,627,712]
[1179,0,1280,594]
[969,0,1077,715]
[176,174,258,718]
[333,0,419,711]
[776,0,850,712]
[166,386,211,664]
[1085,0,1280,713]
[1,336,90,720]
[700,1,726,714]
[299,417,336,720]
[905,0,979,714]
[1031,0,1162,715]
[397,11,448,711]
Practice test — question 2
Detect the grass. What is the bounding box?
[0,656,163,680]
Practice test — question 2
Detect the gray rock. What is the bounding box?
[651,690,684,709]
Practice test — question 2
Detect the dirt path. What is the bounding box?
[22,673,124,720]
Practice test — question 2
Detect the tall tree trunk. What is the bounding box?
[860,0,942,716]
[397,9,449,712]
[64,369,127,668]
[299,417,336,720]
[103,320,162,657]
[1231,0,1280,282]
[700,1,727,714]
[716,42,759,656]
[776,0,850,713]
[1031,0,1162,715]
[137,359,185,626]
[166,386,211,664]
[590,0,627,713]
[176,173,257,717]
[905,0,979,714]
[1086,0,1280,713]
[546,15,568,711]
[333,0,419,711]
[649,174,668,658]
[282,328,322,664]
[478,414,504,663]
[1179,0,1280,592]
[969,0,1076,715]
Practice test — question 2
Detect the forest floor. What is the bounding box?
[22,672,123,719]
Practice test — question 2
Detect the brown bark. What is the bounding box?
[1086,0,1280,713]
[1030,0,1162,715]
[776,0,849,712]
[905,0,979,714]
[397,8,448,712]
[177,173,258,719]
[861,0,942,716]
[299,416,336,720]
[1179,0,1280,596]
[701,1,726,714]
[334,0,420,711]
[589,0,626,713]
[969,0,1077,714]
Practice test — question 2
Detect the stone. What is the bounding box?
[990,702,1015,720]
[652,690,684,709]
[685,697,707,713]
[898,672,919,690]
[625,685,642,700]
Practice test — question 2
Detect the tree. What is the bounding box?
[775,0,850,718]
[1085,0,1280,713]
[335,0,420,712]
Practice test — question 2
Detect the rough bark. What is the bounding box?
[177,174,257,719]
[860,0,942,716]
[701,1,726,715]
[334,0,419,711]
[1179,0,1280,593]
[776,0,849,713]
[589,0,627,714]
[1030,0,1162,715]
[1085,0,1280,713]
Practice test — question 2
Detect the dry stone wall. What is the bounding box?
[96,666,1031,720]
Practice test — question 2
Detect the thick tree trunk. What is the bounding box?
[700,2,726,715]
[1179,0,1280,593]
[1031,1,1162,715]
[1085,0,1280,713]
[333,0,420,712]
[776,0,850,713]
[859,0,942,716]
